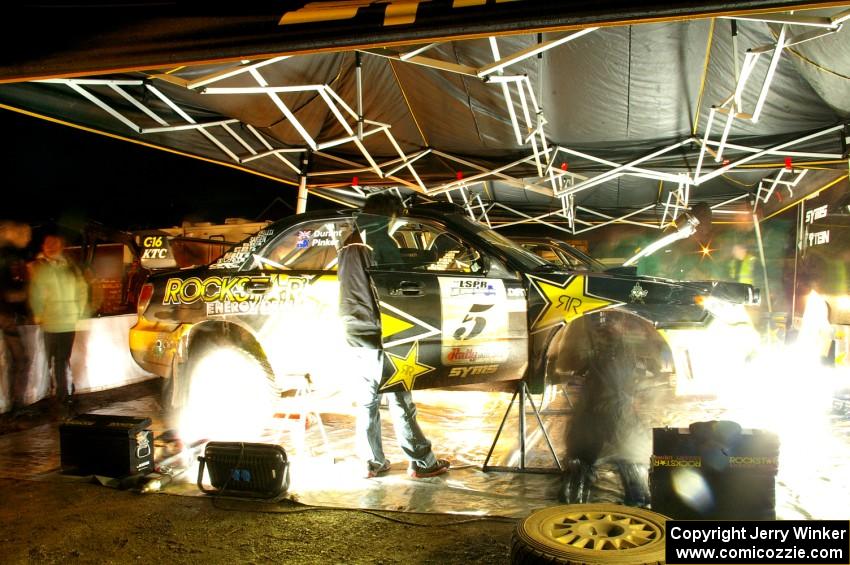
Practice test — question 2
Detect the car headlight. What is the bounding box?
[702,296,752,325]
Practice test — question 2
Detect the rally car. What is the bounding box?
[130,202,760,412]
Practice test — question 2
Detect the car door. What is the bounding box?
[368,217,528,392]
[239,216,355,385]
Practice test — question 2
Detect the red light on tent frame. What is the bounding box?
[352,176,359,187]
[784,157,792,170]
[561,162,568,171]
[456,171,464,181]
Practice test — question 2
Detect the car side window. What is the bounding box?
[382,219,483,273]
[522,244,563,266]
[259,219,353,271]
[522,242,591,271]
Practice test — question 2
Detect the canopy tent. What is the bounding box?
[1,2,848,236]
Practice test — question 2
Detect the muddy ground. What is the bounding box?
[0,478,515,564]
[0,384,517,564]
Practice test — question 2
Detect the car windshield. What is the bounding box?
[450,215,551,270]
[558,243,606,271]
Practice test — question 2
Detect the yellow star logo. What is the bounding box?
[381,342,434,392]
[528,275,618,332]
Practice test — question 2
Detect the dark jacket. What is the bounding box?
[338,229,383,349]
[0,246,29,319]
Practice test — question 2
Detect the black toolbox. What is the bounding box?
[650,421,779,520]
[59,414,154,478]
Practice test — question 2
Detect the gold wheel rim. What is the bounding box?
[540,510,662,552]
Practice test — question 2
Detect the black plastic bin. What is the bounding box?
[650,421,779,520]
[59,414,154,478]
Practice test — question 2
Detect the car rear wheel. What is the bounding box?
[176,339,277,444]
[511,503,668,565]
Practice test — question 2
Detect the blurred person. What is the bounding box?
[28,233,89,409]
[123,258,148,310]
[727,241,760,286]
[338,192,450,479]
[559,313,651,507]
[0,221,33,412]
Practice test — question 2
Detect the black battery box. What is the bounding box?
[650,421,779,520]
[59,414,154,478]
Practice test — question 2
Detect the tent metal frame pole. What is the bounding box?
[489,37,523,145]
[559,140,691,197]
[792,200,804,320]
[702,140,841,159]
[108,84,168,126]
[477,27,597,78]
[752,211,772,311]
[696,124,845,185]
[429,149,555,197]
[492,203,590,234]
[297,153,310,214]
[245,124,303,173]
[751,25,786,124]
[573,205,657,234]
[141,119,239,134]
[64,82,141,132]
[721,14,838,28]
[399,42,440,60]
[186,56,290,89]
[356,52,364,140]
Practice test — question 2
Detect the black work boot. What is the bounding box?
[617,461,650,507]
[559,458,596,503]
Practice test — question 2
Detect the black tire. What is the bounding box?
[511,504,669,565]
[174,334,276,444]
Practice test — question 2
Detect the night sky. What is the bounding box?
[2,108,305,233]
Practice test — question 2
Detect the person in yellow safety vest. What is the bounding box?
[728,243,758,286]
[28,234,89,412]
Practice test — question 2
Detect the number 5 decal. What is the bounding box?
[452,303,494,340]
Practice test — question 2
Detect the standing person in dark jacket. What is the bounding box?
[339,192,450,479]
[0,221,32,413]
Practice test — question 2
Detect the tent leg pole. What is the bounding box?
[753,212,771,311]
[296,176,308,214]
[297,154,310,214]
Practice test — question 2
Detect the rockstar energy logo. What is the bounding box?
[527,274,620,333]
[280,0,520,28]
[163,275,305,305]
[729,456,778,468]
[651,455,701,468]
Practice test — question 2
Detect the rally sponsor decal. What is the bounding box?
[210,228,275,269]
[140,235,170,261]
[309,227,343,247]
[527,274,621,333]
[448,364,499,378]
[381,342,434,392]
[295,230,311,249]
[445,344,508,365]
[294,227,343,249]
[162,273,328,316]
[438,277,509,365]
[379,301,441,348]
